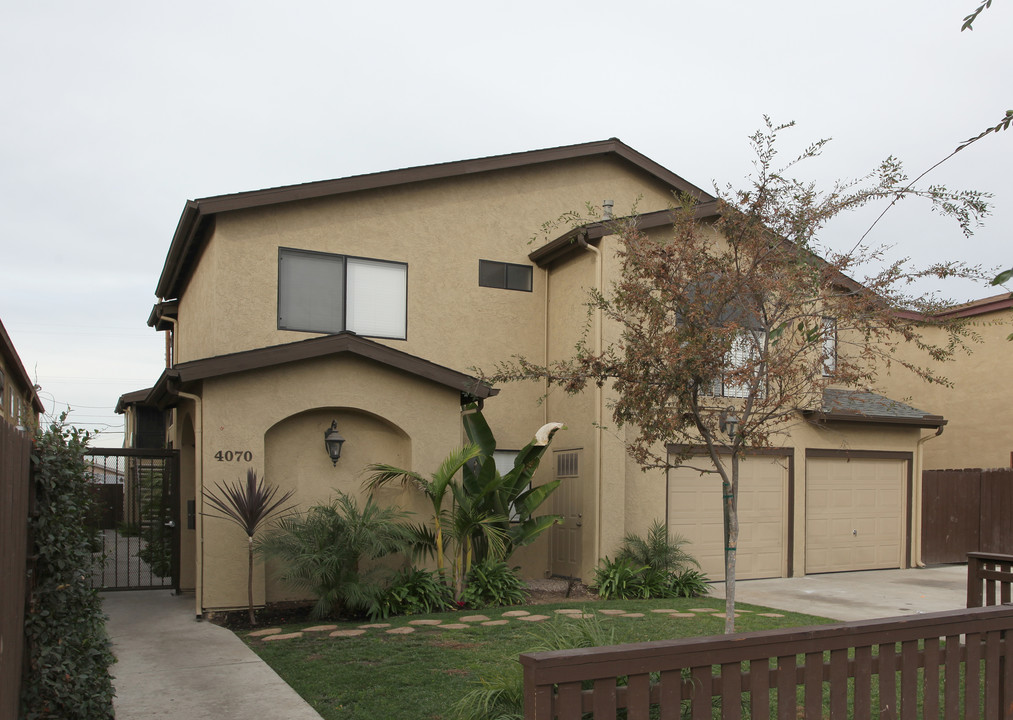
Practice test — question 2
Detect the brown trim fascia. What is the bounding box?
[169,332,498,398]
[931,293,1013,320]
[804,448,914,461]
[0,317,45,414]
[804,412,947,429]
[114,388,154,414]
[666,443,793,458]
[530,202,721,267]
[156,139,715,299]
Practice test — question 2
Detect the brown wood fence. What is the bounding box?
[0,421,32,720]
[922,468,1013,564]
[522,606,1013,718]
[968,551,1013,608]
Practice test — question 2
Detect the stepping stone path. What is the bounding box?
[248,604,797,641]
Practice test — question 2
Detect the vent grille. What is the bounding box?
[556,451,579,478]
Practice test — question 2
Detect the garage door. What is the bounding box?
[667,455,788,581]
[805,456,906,574]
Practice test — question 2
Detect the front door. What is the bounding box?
[549,449,583,579]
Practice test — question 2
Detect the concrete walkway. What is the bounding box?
[708,564,968,622]
[102,590,323,720]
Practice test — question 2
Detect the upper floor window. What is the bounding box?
[821,317,837,376]
[479,260,532,292]
[278,248,407,339]
[709,330,766,398]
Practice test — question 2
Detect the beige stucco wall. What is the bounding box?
[876,310,1012,470]
[190,354,466,612]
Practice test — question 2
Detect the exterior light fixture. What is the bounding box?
[324,420,345,465]
[720,408,739,440]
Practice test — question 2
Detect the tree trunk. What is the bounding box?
[723,453,739,634]
[248,535,256,626]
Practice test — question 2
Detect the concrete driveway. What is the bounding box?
[707,564,968,622]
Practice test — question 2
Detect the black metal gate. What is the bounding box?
[85,448,180,591]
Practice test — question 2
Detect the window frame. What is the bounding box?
[821,316,837,377]
[277,247,408,340]
[478,259,533,292]
[709,329,767,398]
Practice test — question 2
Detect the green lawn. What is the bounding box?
[241,597,833,720]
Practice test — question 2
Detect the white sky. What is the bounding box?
[1,0,1009,446]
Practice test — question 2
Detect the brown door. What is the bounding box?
[550,449,583,579]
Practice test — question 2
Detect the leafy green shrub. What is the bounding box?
[22,417,115,720]
[258,492,415,619]
[616,520,697,575]
[592,556,649,600]
[593,521,709,600]
[460,559,528,608]
[369,567,455,620]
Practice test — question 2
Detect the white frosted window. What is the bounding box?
[346,258,407,339]
[278,248,406,338]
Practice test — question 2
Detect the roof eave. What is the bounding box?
[804,411,948,429]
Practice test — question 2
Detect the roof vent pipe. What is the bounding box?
[602,199,614,220]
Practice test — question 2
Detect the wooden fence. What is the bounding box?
[0,420,32,720]
[922,468,1013,564]
[968,551,1013,608]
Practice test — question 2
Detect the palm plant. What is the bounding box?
[257,492,415,619]
[364,444,483,583]
[202,469,296,625]
[616,519,698,574]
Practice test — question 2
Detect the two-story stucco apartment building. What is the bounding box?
[121,140,975,616]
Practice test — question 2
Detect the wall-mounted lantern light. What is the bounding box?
[324,420,345,465]
[720,408,739,441]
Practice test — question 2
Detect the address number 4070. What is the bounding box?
[214,450,253,462]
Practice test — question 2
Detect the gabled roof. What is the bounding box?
[156,138,714,301]
[806,389,945,429]
[930,292,1013,319]
[137,332,498,410]
[0,317,45,415]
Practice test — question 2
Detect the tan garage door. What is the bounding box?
[805,457,905,574]
[667,455,788,581]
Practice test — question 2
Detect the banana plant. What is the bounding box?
[461,404,565,563]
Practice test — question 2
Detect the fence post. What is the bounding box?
[968,553,983,608]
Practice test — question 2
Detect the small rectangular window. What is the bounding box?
[479,260,532,292]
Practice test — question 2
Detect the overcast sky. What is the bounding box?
[1,0,1009,446]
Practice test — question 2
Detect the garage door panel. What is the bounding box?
[805,457,905,574]
[668,457,787,581]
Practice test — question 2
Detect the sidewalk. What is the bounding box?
[103,590,323,720]
[707,564,968,622]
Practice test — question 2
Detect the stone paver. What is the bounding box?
[481,620,510,626]
[359,623,391,629]
[669,613,696,618]
[248,627,282,637]
[621,613,645,618]
[330,629,367,637]
[385,626,415,634]
[502,610,530,617]
[460,615,490,622]
[517,614,551,622]
[303,625,338,632]
[599,609,628,615]
[408,619,443,626]
[262,632,303,641]
[758,612,784,618]
[650,609,679,614]
[689,608,718,613]
[439,623,470,630]
[554,609,583,614]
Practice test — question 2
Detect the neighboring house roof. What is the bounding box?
[114,387,152,414]
[155,138,715,300]
[807,389,946,428]
[929,292,1013,320]
[0,317,45,415]
[137,331,498,410]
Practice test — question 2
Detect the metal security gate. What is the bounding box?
[85,448,180,591]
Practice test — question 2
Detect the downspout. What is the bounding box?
[578,234,605,565]
[912,425,944,568]
[543,266,550,427]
